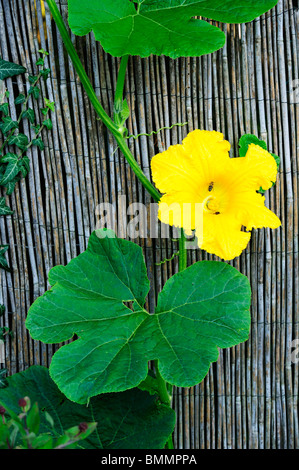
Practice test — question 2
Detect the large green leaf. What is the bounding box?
[0,58,26,80]
[26,229,251,404]
[0,366,175,449]
[67,0,278,58]
[152,260,251,386]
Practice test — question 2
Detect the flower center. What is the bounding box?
[202,196,221,215]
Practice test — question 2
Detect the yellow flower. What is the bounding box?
[151,130,281,260]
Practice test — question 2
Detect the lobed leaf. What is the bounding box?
[0,366,175,449]
[26,230,251,404]
[68,0,278,58]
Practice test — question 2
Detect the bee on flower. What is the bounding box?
[151,130,281,261]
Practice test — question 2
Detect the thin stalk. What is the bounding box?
[179,228,187,272]
[46,0,161,202]
[153,359,174,450]
[113,55,129,125]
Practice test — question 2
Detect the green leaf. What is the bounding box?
[26,402,40,435]
[0,197,14,216]
[0,245,11,272]
[38,49,49,56]
[0,304,5,316]
[31,124,41,134]
[0,154,20,186]
[32,137,44,150]
[26,230,251,404]
[36,58,44,66]
[42,118,52,130]
[40,68,51,80]
[238,133,267,157]
[8,133,29,150]
[0,58,26,80]
[20,156,30,174]
[0,366,175,450]
[28,75,38,84]
[4,179,17,196]
[28,86,40,100]
[14,94,26,105]
[271,152,280,169]
[31,434,53,449]
[68,0,278,59]
[0,103,9,116]
[238,134,280,193]
[22,108,35,124]
[0,116,18,134]
[120,98,130,123]
[44,98,55,112]
[0,423,10,448]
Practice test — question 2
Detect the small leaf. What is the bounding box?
[120,98,130,123]
[8,133,29,150]
[0,197,14,216]
[14,94,26,105]
[36,58,44,66]
[0,103,9,116]
[0,304,5,316]
[0,155,20,186]
[42,118,52,130]
[271,152,280,169]
[5,180,17,196]
[0,152,18,164]
[31,434,53,449]
[0,58,26,80]
[28,75,38,84]
[20,156,30,174]
[238,133,267,157]
[28,86,40,100]
[238,134,280,193]
[38,49,49,56]
[22,108,35,124]
[44,98,55,112]
[31,124,41,134]
[0,116,18,134]
[44,411,55,429]
[32,137,44,150]
[0,245,11,272]
[26,402,40,435]
[40,68,51,80]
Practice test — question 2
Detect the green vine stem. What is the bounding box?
[113,54,129,126]
[46,0,160,202]
[179,228,187,272]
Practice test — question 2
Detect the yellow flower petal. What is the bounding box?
[233,192,281,230]
[151,143,201,195]
[198,214,251,260]
[231,143,278,192]
[158,192,203,233]
[182,130,231,186]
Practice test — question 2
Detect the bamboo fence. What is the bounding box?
[0,0,298,449]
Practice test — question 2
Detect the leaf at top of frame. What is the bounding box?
[67,0,278,59]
